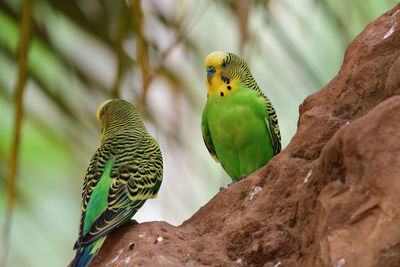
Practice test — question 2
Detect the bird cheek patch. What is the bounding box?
[220,75,230,84]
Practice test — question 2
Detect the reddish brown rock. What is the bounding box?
[89,3,400,267]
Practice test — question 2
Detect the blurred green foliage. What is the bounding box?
[0,0,397,266]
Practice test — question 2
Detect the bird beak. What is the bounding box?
[207,66,216,85]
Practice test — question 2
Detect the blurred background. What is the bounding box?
[0,0,397,266]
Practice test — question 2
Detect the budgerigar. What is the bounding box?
[72,99,163,267]
[202,51,281,181]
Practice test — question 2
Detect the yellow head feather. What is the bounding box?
[204,51,227,69]
[95,99,145,143]
[96,99,114,142]
[204,51,238,98]
[96,99,113,124]
[204,51,258,99]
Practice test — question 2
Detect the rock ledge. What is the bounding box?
[91,4,400,267]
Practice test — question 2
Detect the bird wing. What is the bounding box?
[74,144,111,249]
[201,117,219,162]
[264,96,282,155]
[75,136,163,247]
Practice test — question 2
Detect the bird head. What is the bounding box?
[204,51,252,97]
[96,99,141,142]
[97,99,113,124]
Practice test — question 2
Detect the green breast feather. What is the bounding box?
[202,86,278,180]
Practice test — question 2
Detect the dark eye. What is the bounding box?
[222,62,227,68]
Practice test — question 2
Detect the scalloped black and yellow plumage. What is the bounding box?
[72,99,163,267]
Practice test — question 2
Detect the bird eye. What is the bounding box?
[222,62,227,68]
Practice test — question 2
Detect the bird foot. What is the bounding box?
[228,174,247,186]
[220,174,248,191]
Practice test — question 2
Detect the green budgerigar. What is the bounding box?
[202,51,281,181]
[72,99,163,267]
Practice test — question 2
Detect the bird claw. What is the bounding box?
[220,174,248,191]
[228,174,247,186]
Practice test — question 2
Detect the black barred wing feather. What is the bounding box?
[264,96,281,155]
[74,144,113,249]
[79,135,163,246]
[225,52,281,155]
[202,122,219,162]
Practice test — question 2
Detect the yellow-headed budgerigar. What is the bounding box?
[202,51,281,181]
[72,99,163,267]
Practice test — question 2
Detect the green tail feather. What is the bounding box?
[71,236,106,267]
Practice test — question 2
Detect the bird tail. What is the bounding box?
[71,236,106,267]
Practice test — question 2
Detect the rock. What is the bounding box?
[308,96,400,267]
[89,3,400,267]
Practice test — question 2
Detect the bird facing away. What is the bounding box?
[201,51,281,181]
[71,99,163,267]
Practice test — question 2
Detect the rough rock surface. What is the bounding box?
[89,4,400,267]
